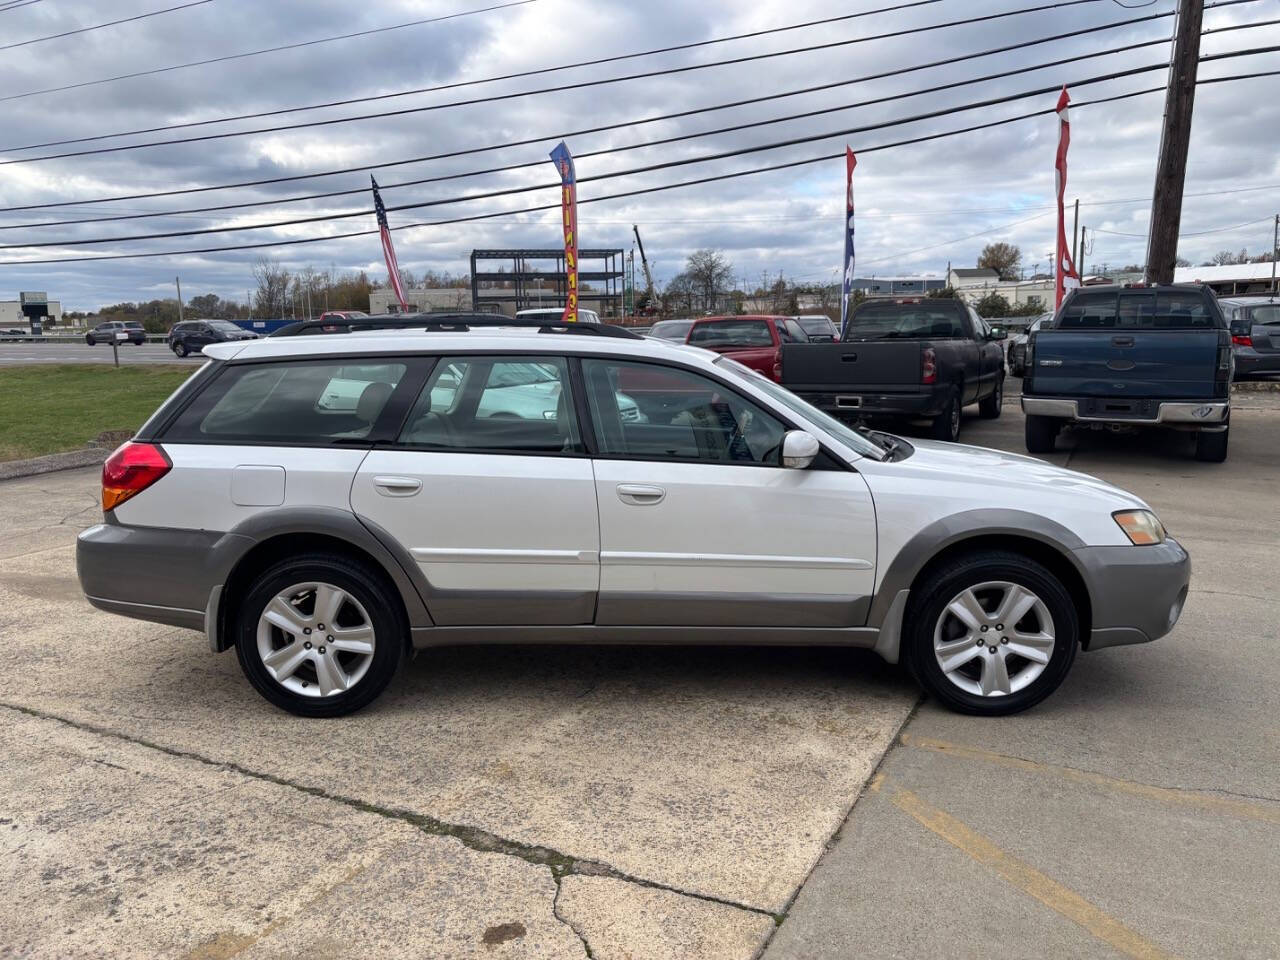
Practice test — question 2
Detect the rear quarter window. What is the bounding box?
[163,359,408,444]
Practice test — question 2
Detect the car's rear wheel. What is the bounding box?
[1025,414,1059,453]
[234,554,404,717]
[903,550,1079,715]
[929,390,961,442]
[978,375,1004,419]
[1194,424,1228,463]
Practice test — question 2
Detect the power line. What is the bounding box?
[4,70,1273,267]
[0,1,537,103]
[8,46,1276,250]
[0,5,1197,215]
[0,0,936,106]
[0,0,46,14]
[1093,216,1277,238]
[0,0,215,52]
[8,17,1273,232]
[0,0,1134,160]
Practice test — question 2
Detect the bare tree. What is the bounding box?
[685,249,734,312]
[252,258,291,318]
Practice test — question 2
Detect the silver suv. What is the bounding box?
[77,316,1190,718]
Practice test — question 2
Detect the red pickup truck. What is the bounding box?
[685,315,810,382]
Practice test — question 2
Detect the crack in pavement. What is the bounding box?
[0,699,779,923]
[551,873,594,959]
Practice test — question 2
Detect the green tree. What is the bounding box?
[975,292,1012,318]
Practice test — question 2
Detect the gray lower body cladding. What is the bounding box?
[1074,538,1191,649]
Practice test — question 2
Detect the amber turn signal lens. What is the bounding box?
[1113,510,1166,545]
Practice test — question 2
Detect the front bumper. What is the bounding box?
[77,522,248,632]
[1022,397,1228,426]
[1074,538,1191,650]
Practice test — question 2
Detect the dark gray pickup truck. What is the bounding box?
[1022,284,1231,462]
[779,298,1007,441]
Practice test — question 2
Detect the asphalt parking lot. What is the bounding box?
[1,394,1277,959]
[0,342,203,365]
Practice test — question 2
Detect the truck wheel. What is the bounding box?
[979,375,1004,419]
[1194,424,1228,463]
[1025,414,1059,454]
[902,549,1079,716]
[929,391,961,442]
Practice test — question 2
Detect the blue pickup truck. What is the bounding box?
[1021,284,1232,462]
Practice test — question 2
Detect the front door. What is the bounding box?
[350,354,600,626]
[580,358,877,627]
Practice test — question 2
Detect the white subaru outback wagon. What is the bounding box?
[77,315,1190,718]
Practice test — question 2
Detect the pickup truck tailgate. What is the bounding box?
[1030,330,1222,399]
[782,342,921,389]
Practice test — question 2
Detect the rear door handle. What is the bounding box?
[373,475,422,497]
[1112,336,1135,347]
[616,483,666,506]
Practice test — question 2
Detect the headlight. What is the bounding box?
[1113,510,1166,545]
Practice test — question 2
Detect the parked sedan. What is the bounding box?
[168,319,258,357]
[1220,296,1280,379]
[85,320,145,345]
[1007,315,1051,377]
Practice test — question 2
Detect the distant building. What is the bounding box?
[947,268,1000,289]
[1173,262,1278,296]
[851,275,946,297]
[1,294,63,330]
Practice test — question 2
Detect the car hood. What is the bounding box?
[880,437,1149,511]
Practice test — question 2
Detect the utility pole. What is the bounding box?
[1071,198,1080,272]
[175,276,184,323]
[1145,0,1204,285]
[1079,227,1087,279]
[1272,214,1278,294]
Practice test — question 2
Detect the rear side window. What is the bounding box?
[164,360,407,443]
[397,356,583,454]
[1248,305,1280,325]
[688,320,774,347]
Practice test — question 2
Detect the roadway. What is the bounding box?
[0,342,202,365]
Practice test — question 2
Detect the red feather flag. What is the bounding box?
[1054,87,1080,309]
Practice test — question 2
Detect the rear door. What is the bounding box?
[1033,290,1222,399]
[350,354,600,626]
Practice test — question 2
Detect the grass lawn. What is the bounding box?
[0,364,194,461]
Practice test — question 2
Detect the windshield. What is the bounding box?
[713,357,886,460]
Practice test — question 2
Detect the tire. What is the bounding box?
[1194,423,1229,463]
[172,341,188,357]
[85,334,96,345]
[1025,414,1059,454]
[929,389,961,442]
[901,549,1079,716]
[234,553,405,717]
[979,375,1004,419]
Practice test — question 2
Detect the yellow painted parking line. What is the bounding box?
[889,782,1181,960]
[901,734,1280,826]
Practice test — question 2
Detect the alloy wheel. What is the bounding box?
[255,581,376,697]
[932,580,1055,697]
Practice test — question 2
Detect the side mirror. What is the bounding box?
[781,430,820,469]
[988,326,1007,340]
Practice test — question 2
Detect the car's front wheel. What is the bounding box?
[234,554,405,717]
[85,334,96,345]
[172,341,188,357]
[902,549,1079,715]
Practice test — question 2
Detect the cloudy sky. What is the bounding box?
[0,0,1277,311]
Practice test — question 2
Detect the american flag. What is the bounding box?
[372,176,409,312]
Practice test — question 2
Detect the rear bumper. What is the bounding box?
[793,388,948,421]
[1074,538,1191,650]
[77,522,247,632]
[1233,353,1280,378]
[1021,396,1228,426]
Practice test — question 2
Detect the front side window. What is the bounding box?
[582,359,787,465]
[397,355,582,454]
[165,359,407,443]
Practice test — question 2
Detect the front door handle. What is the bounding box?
[1112,336,1135,347]
[616,483,666,506]
[373,476,422,497]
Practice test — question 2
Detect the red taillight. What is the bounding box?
[921,347,937,384]
[1232,334,1253,347]
[102,442,171,512]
